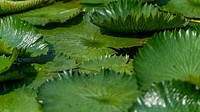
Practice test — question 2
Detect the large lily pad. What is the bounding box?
[13,1,82,26]
[155,0,200,18]
[37,69,141,112]
[130,80,200,112]
[134,29,200,90]
[0,16,48,57]
[90,0,187,34]
[39,14,147,62]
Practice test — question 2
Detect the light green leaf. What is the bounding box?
[0,49,18,75]
[78,55,133,75]
[134,29,200,90]
[90,0,187,34]
[0,88,41,112]
[13,1,82,26]
[130,80,200,112]
[37,69,141,112]
[155,0,200,18]
[0,16,48,57]
[39,14,147,62]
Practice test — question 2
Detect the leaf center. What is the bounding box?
[82,39,105,48]
[87,96,119,105]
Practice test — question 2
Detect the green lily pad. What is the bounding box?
[13,1,82,26]
[78,55,133,75]
[155,0,200,18]
[134,29,200,90]
[0,88,40,112]
[0,16,48,57]
[37,69,141,112]
[90,0,187,34]
[130,80,200,112]
[0,0,55,15]
[39,14,147,62]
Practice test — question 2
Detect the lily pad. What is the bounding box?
[78,55,134,75]
[134,29,200,90]
[13,1,82,26]
[39,14,147,62]
[0,88,40,112]
[0,16,48,57]
[155,0,200,18]
[90,0,187,34]
[130,80,200,112]
[37,69,141,112]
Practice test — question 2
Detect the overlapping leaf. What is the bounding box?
[0,16,48,57]
[35,52,78,73]
[130,80,200,112]
[134,29,200,90]
[155,0,200,18]
[40,14,147,62]
[13,1,82,26]
[0,49,18,76]
[37,69,141,112]
[90,0,187,34]
[78,55,133,75]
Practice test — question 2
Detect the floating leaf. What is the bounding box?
[155,0,200,18]
[78,55,133,75]
[13,1,82,26]
[0,16,48,57]
[39,14,147,62]
[37,69,141,112]
[0,87,40,112]
[134,29,200,90]
[0,0,55,15]
[130,80,200,112]
[90,0,187,34]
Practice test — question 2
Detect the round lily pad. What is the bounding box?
[37,70,141,112]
